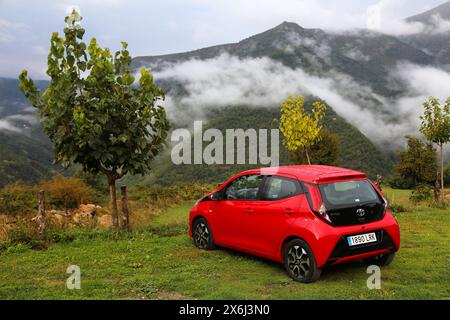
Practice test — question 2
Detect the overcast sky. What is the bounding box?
[0,0,446,79]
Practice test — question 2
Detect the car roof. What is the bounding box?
[240,165,368,184]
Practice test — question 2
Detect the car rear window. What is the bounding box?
[318,180,380,208]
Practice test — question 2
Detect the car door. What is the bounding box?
[247,175,306,256]
[213,174,264,247]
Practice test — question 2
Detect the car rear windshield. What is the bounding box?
[318,180,380,208]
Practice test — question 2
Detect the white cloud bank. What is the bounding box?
[152,54,450,148]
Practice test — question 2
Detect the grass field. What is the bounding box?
[0,189,449,300]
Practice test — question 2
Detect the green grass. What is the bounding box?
[0,194,449,300]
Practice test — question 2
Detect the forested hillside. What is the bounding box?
[131,103,393,187]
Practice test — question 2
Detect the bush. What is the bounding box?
[445,163,450,187]
[388,203,408,213]
[0,182,37,215]
[387,174,416,190]
[39,176,93,212]
[3,219,47,250]
[410,184,433,204]
[74,170,108,204]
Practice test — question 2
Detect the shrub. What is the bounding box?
[4,219,47,250]
[387,174,416,190]
[0,182,37,215]
[39,176,93,212]
[410,184,433,204]
[388,203,408,213]
[445,163,450,187]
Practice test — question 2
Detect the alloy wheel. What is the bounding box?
[194,222,210,249]
[287,245,311,279]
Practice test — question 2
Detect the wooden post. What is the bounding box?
[376,175,383,191]
[121,186,130,230]
[37,190,46,234]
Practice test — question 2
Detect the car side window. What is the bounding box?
[225,175,264,200]
[263,176,302,200]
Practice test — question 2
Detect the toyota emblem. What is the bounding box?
[356,208,365,217]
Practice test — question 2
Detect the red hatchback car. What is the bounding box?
[189,165,400,283]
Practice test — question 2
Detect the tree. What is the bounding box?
[419,97,450,202]
[277,96,326,165]
[18,11,170,228]
[289,129,339,166]
[394,136,438,187]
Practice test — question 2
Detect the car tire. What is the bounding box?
[283,239,321,283]
[192,218,215,250]
[364,253,396,266]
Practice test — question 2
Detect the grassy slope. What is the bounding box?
[0,191,449,300]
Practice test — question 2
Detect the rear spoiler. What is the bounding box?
[314,173,367,184]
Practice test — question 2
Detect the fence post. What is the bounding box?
[37,190,46,234]
[375,175,383,191]
[121,186,130,230]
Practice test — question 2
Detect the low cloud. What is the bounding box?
[152,53,450,149]
[367,0,450,35]
[0,119,20,132]
[0,110,37,133]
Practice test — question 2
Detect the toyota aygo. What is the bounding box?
[189,165,400,283]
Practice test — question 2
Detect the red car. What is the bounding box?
[189,165,400,283]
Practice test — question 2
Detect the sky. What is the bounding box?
[0,0,446,79]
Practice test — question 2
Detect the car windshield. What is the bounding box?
[318,180,380,207]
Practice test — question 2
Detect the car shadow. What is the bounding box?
[215,246,369,282]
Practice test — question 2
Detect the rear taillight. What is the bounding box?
[382,196,388,214]
[318,203,332,224]
[304,184,332,224]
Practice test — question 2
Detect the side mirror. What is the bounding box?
[210,192,221,201]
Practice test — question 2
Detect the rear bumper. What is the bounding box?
[304,211,400,268]
[326,229,397,266]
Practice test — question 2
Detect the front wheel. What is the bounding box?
[364,253,395,266]
[283,239,321,283]
[192,218,215,250]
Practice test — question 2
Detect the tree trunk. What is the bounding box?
[441,143,445,202]
[108,176,119,228]
[37,190,45,234]
[121,186,130,230]
[305,148,311,165]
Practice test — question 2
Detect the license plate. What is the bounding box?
[347,232,377,246]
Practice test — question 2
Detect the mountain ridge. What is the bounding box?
[3,2,450,186]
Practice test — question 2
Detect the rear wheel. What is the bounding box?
[283,239,321,283]
[192,218,215,250]
[364,253,395,266]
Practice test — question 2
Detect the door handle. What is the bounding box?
[244,208,254,214]
[284,208,295,215]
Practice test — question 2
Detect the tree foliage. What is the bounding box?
[419,97,450,201]
[394,136,437,186]
[18,10,170,227]
[277,96,326,164]
[289,129,339,166]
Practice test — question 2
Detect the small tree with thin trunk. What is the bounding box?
[419,97,450,202]
[18,11,170,228]
[277,96,326,165]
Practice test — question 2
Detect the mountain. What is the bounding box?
[0,77,48,118]
[131,104,393,187]
[4,2,450,186]
[133,21,434,97]
[0,78,70,187]
[402,1,450,65]
[406,1,450,25]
